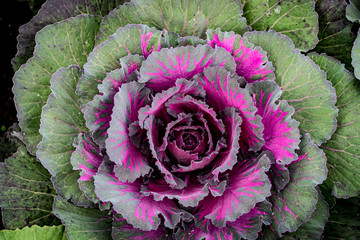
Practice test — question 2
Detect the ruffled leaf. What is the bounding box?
[209,108,242,178]
[196,152,271,227]
[13,15,101,154]
[266,134,327,237]
[71,133,102,182]
[85,55,144,147]
[78,24,166,107]
[94,161,189,231]
[0,146,59,229]
[158,114,213,166]
[309,53,360,198]
[281,189,329,240]
[70,133,103,204]
[180,201,272,240]
[97,0,249,44]
[241,0,319,51]
[141,178,210,207]
[12,0,125,71]
[206,28,274,83]
[53,196,113,240]
[139,79,206,166]
[245,31,338,146]
[37,66,93,207]
[139,44,236,92]
[246,80,300,165]
[165,98,228,174]
[154,159,186,190]
[105,82,152,183]
[112,215,169,240]
[315,0,355,70]
[194,66,264,152]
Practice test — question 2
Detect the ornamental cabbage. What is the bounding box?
[2,0,360,239]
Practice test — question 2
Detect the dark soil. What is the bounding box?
[0,1,35,137]
[0,0,35,230]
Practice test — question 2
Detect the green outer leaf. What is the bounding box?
[352,29,360,80]
[245,30,338,146]
[267,134,327,236]
[314,0,356,70]
[0,225,67,240]
[309,53,360,198]
[281,188,329,240]
[12,0,127,71]
[323,196,360,239]
[0,146,59,229]
[346,0,360,23]
[37,66,93,207]
[78,24,165,108]
[53,196,113,240]
[242,0,319,51]
[96,0,249,44]
[13,15,101,155]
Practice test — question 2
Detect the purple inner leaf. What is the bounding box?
[179,202,271,240]
[246,81,300,165]
[105,82,152,182]
[140,31,162,58]
[209,108,242,179]
[71,133,103,182]
[196,153,272,227]
[139,44,236,92]
[194,66,264,152]
[154,159,186,190]
[206,29,274,83]
[141,178,210,207]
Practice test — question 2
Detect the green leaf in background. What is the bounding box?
[324,196,360,239]
[0,146,59,229]
[12,0,127,71]
[346,0,360,23]
[13,14,101,155]
[309,53,360,198]
[53,196,112,240]
[280,189,329,240]
[314,0,356,70]
[96,0,249,44]
[0,225,67,240]
[241,0,318,51]
[244,31,338,146]
[37,66,93,207]
[319,183,336,208]
[352,29,360,79]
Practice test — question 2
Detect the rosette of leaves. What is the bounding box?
[3,0,360,239]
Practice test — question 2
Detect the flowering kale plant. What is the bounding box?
[1,0,360,239]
